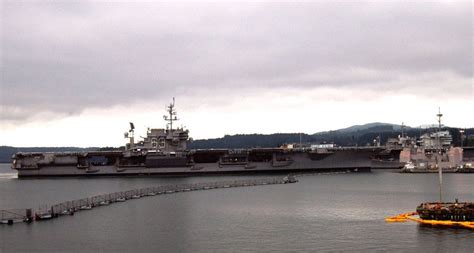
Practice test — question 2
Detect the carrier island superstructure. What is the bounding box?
[12,99,381,177]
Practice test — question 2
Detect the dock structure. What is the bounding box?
[1,175,297,225]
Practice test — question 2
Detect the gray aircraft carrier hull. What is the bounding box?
[13,148,377,178]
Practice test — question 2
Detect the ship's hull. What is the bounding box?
[371,160,404,169]
[13,148,378,177]
[16,166,371,177]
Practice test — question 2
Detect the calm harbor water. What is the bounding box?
[0,164,472,252]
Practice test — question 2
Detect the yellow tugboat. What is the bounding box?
[386,109,474,230]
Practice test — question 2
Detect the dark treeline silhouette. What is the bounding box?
[1,124,473,163]
[189,126,474,149]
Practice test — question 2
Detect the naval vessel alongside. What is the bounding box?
[12,99,383,177]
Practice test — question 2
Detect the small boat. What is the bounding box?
[131,195,141,199]
[116,197,126,202]
[35,212,53,220]
[61,209,74,215]
[80,205,92,210]
[99,201,110,206]
[63,209,75,215]
[146,192,156,196]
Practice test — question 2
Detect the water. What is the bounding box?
[0,164,472,252]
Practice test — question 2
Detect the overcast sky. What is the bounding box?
[1,1,472,147]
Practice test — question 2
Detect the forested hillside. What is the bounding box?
[2,124,472,163]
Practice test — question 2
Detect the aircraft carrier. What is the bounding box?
[12,99,384,177]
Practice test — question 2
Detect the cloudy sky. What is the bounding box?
[1,1,472,147]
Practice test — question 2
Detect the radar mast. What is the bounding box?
[401,122,405,138]
[163,97,179,131]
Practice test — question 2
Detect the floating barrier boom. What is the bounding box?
[1,175,297,225]
[385,212,474,230]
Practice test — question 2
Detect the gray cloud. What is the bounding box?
[1,1,472,122]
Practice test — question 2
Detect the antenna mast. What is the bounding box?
[436,107,443,203]
[401,122,405,138]
[299,132,302,149]
[163,97,178,131]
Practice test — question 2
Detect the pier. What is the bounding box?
[1,175,297,225]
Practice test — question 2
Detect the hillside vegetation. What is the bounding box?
[2,123,472,163]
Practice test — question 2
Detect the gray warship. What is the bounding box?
[399,110,473,173]
[12,99,381,177]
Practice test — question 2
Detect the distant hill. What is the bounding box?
[1,123,473,163]
[189,133,313,149]
[189,124,472,149]
[334,122,402,133]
